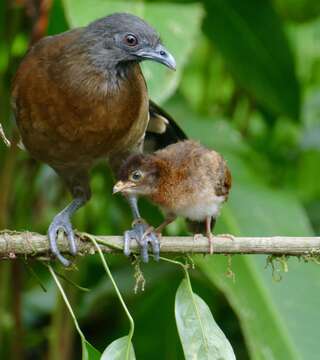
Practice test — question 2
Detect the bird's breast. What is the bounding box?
[13,57,149,168]
[173,194,226,221]
[151,182,226,221]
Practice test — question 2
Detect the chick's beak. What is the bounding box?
[136,44,176,70]
[113,180,136,194]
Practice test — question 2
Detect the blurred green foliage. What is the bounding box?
[1,0,320,359]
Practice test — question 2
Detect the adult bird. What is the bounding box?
[12,13,183,265]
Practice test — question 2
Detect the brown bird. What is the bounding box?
[11,13,182,265]
[113,140,232,259]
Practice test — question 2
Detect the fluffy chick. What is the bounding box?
[113,140,232,254]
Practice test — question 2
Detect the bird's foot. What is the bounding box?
[193,232,215,254]
[193,233,203,242]
[48,212,77,267]
[202,233,234,255]
[208,232,215,255]
[124,218,160,263]
[142,225,162,241]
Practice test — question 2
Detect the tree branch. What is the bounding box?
[1,230,320,260]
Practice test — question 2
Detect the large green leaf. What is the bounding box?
[203,0,300,120]
[101,336,136,360]
[175,279,236,360]
[62,0,203,103]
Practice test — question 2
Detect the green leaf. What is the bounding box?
[62,0,203,103]
[287,18,320,87]
[101,336,136,360]
[175,279,236,360]
[83,340,101,360]
[274,0,320,23]
[203,0,300,120]
[296,150,320,201]
[48,0,69,35]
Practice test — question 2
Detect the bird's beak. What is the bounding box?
[136,44,176,70]
[113,180,136,194]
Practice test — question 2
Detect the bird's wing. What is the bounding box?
[214,159,232,197]
[0,122,11,147]
[144,100,187,153]
[1,111,25,150]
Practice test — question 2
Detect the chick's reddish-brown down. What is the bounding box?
[114,140,232,253]
[12,13,181,265]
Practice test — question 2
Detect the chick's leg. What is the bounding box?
[206,216,216,254]
[154,214,177,234]
[204,217,234,254]
[48,169,91,266]
[141,214,177,242]
[124,195,160,263]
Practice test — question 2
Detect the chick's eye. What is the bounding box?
[124,34,138,47]
[130,170,142,181]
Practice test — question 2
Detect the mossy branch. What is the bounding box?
[0,230,320,260]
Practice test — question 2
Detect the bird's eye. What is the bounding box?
[130,170,142,181]
[124,34,138,47]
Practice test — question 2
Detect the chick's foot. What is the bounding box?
[124,218,160,262]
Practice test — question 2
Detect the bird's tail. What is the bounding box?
[144,100,187,152]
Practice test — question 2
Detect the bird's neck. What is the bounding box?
[54,54,141,98]
[115,61,139,80]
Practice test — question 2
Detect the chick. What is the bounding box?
[113,140,232,257]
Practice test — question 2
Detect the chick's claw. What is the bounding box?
[123,219,160,262]
[142,226,160,262]
[218,233,235,241]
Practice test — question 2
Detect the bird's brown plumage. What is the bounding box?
[150,141,231,213]
[12,28,149,175]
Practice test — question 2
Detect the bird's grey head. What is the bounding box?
[82,13,176,72]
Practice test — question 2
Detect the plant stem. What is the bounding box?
[48,265,86,348]
[85,234,135,360]
[49,290,65,360]
[48,276,76,360]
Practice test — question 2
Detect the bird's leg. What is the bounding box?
[193,218,216,253]
[48,188,88,267]
[206,216,215,254]
[128,193,141,220]
[142,214,177,239]
[124,195,160,262]
[203,217,234,254]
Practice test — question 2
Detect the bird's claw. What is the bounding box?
[124,219,160,262]
[195,232,234,255]
[48,212,77,266]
